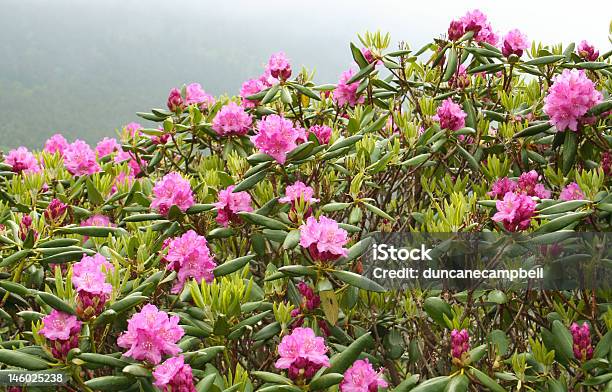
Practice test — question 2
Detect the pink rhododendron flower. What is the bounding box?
[570,322,593,362]
[433,98,466,131]
[81,214,112,228]
[114,149,145,176]
[151,172,195,216]
[111,171,135,194]
[560,182,585,201]
[95,137,120,157]
[309,125,332,144]
[72,253,113,319]
[275,327,330,380]
[124,122,143,138]
[6,147,40,174]
[460,9,498,45]
[64,140,101,176]
[577,40,599,61]
[334,69,365,107]
[299,215,349,262]
[502,29,529,57]
[117,304,184,364]
[215,185,253,227]
[185,83,215,110]
[280,181,319,204]
[488,177,518,199]
[543,69,603,132]
[602,151,612,176]
[167,88,184,112]
[164,230,216,294]
[153,355,196,392]
[240,78,266,108]
[44,134,69,156]
[450,329,470,359]
[447,19,465,41]
[44,199,68,223]
[267,52,292,80]
[492,192,536,232]
[212,102,253,136]
[39,310,81,359]
[517,170,551,199]
[340,359,388,392]
[251,114,302,164]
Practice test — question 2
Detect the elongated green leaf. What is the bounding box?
[333,270,386,292]
[213,255,255,277]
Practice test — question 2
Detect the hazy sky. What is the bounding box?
[0,0,610,148]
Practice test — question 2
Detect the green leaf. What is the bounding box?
[233,170,268,193]
[410,376,450,392]
[0,349,50,370]
[321,202,352,212]
[122,364,151,377]
[350,42,369,68]
[423,297,453,328]
[309,373,344,390]
[363,201,393,221]
[290,82,321,101]
[469,368,505,392]
[0,249,31,268]
[538,200,589,215]
[443,48,458,82]
[58,226,128,238]
[444,374,468,392]
[84,376,136,391]
[327,135,363,153]
[325,333,374,374]
[513,122,552,138]
[282,230,301,250]
[332,270,386,292]
[534,212,590,234]
[260,84,280,105]
[456,145,479,172]
[344,237,373,263]
[86,178,104,206]
[122,213,164,223]
[468,344,487,363]
[402,153,431,167]
[524,55,565,65]
[253,321,281,341]
[185,204,216,214]
[587,100,612,116]
[347,61,376,84]
[237,212,288,230]
[110,295,148,314]
[38,292,76,315]
[0,280,29,297]
[251,371,292,385]
[393,375,420,392]
[552,320,574,361]
[213,255,255,277]
[78,353,130,368]
[562,131,577,175]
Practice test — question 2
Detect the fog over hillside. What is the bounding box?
[0,0,610,150]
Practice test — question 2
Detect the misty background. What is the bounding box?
[1,0,610,150]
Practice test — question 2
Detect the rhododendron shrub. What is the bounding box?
[0,10,611,392]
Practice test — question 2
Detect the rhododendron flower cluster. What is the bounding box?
[334,69,365,107]
[44,133,69,156]
[299,215,349,262]
[309,125,332,144]
[502,29,529,57]
[577,40,599,61]
[340,359,388,392]
[153,355,196,392]
[95,137,120,157]
[433,98,466,131]
[72,253,113,319]
[39,310,81,359]
[164,230,216,293]
[275,327,330,381]
[215,185,253,227]
[212,102,252,136]
[167,88,184,112]
[6,147,40,174]
[489,171,550,199]
[450,329,470,360]
[267,52,292,81]
[543,69,603,132]
[117,304,184,364]
[185,82,215,109]
[448,9,497,45]
[280,181,319,205]
[81,214,113,228]
[240,78,266,108]
[297,281,321,311]
[570,322,594,362]
[251,114,303,164]
[492,192,537,232]
[44,199,68,223]
[560,182,585,201]
[124,122,143,138]
[64,140,101,176]
[151,172,195,216]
